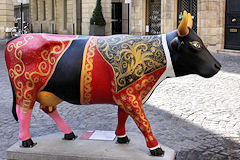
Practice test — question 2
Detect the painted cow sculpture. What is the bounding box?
[5,11,221,156]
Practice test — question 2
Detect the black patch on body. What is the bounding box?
[43,36,90,104]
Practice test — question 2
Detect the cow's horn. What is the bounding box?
[187,13,193,29]
[178,11,189,37]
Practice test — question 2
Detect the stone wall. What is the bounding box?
[198,0,225,52]
[161,0,178,34]
[31,0,76,34]
[130,0,145,35]
[0,0,14,39]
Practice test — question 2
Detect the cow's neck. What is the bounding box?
[142,34,176,103]
[165,30,180,77]
[162,34,175,78]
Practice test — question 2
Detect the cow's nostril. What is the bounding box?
[214,63,221,70]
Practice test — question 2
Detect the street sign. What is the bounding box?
[125,0,131,4]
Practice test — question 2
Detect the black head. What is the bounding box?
[168,11,221,78]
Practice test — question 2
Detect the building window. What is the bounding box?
[36,0,38,20]
[43,0,46,20]
[146,0,161,35]
[64,0,67,29]
[177,0,198,32]
[52,0,55,20]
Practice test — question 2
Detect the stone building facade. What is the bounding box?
[0,0,14,39]
[27,0,240,51]
[0,0,29,39]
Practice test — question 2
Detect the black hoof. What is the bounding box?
[63,132,77,140]
[21,138,37,148]
[117,136,130,144]
[150,147,164,156]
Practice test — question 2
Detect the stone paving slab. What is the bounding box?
[6,131,176,160]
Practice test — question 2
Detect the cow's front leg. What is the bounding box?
[16,105,37,147]
[114,91,164,156]
[40,105,77,140]
[115,107,130,144]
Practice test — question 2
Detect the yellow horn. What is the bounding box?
[178,11,189,37]
[187,13,193,29]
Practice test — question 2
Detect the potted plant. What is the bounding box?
[89,0,106,36]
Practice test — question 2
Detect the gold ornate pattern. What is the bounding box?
[6,35,75,111]
[96,35,166,93]
[135,75,155,100]
[125,87,151,134]
[7,35,34,108]
[80,37,96,104]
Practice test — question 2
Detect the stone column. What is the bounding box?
[131,0,145,35]
[198,0,225,52]
[161,0,178,34]
[0,0,14,39]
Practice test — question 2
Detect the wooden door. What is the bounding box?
[225,0,240,50]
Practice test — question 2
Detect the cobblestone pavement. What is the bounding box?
[1,41,240,159]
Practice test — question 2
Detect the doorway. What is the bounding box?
[146,0,161,35]
[112,2,122,34]
[225,0,240,50]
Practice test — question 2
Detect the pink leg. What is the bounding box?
[16,106,32,141]
[49,111,72,134]
[41,106,72,134]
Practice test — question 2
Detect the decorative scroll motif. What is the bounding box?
[80,37,96,105]
[7,35,34,109]
[96,35,166,93]
[6,35,75,112]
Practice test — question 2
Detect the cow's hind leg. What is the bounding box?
[115,107,130,144]
[16,104,37,147]
[38,91,77,140]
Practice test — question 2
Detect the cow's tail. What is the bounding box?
[6,35,21,45]
[10,78,18,121]
[6,36,21,122]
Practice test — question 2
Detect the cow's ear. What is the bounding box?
[187,13,193,29]
[170,37,180,51]
[178,11,189,37]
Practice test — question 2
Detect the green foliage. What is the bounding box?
[90,0,106,26]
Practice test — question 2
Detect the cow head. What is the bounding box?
[167,11,221,78]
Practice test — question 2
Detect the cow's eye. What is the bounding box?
[189,41,202,49]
